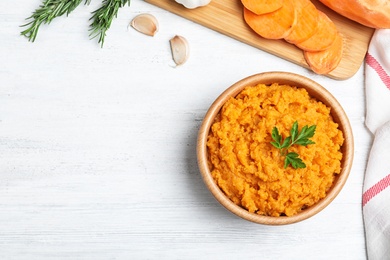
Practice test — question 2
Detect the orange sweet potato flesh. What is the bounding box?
[241,0,284,15]
[304,33,343,74]
[296,11,338,51]
[319,0,390,28]
[284,0,319,44]
[243,0,296,39]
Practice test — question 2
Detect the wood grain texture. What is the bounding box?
[145,0,375,80]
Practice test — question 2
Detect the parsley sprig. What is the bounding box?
[271,121,316,169]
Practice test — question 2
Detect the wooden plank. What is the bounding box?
[145,0,375,80]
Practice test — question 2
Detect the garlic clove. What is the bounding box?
[169,35,190,66]
[131,13,159,36]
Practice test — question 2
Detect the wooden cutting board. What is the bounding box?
[145,0,375,80]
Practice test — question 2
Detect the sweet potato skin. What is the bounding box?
[319,0,390,28]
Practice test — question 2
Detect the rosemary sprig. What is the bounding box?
[89,0,130,47]
[20,0,90,42]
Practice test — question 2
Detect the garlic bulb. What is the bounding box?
[175,0,211,9]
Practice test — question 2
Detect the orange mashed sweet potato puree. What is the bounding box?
[207,83,344,217]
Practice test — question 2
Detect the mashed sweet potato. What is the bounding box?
[207,83,344,217]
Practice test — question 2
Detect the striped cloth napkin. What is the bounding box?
[363,29,390,260]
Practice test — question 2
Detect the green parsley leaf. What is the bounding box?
[270,121,316,169]
[285,152,306,169]
[290,121,298,141]
[271,127,282,148]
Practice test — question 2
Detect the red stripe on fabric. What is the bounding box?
[363,173,390,207]
[366,53,390,91]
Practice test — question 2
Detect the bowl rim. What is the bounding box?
[196,71,354,225]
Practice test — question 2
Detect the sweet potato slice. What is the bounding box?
[241,0,284,15]
[284,0,319,44]
[304,33,343,74]
[243,0,297,40]
[296,11,338,52]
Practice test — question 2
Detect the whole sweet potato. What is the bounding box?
[319,0,390,28]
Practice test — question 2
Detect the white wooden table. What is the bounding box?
[0,1,372,259]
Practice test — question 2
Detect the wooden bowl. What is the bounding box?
[197,72,354,225]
